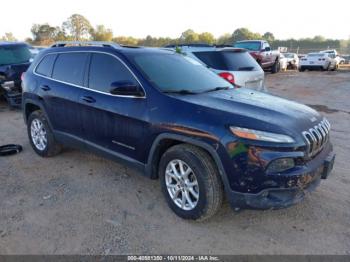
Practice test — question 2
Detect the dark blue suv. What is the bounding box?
[22,42,335,220]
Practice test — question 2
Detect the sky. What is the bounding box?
[0,0,349,40]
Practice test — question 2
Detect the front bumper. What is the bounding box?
[224,144,335,210]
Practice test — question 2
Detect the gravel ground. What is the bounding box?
[0,70,349,255]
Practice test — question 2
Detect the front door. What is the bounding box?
[78,52,148,162]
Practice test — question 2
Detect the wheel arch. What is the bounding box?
[23,99,53,129]
[145,133,230,189]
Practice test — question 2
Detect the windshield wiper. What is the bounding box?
[204,86,230,93]
[163,89,198,95]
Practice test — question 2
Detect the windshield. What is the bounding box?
[193,51,260,71]
[130,52,231,93]
[233,42,261,51]
[0,44,32,66]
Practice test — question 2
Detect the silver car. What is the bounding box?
[175,46,265,91]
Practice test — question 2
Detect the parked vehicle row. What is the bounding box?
[21,41,335,220]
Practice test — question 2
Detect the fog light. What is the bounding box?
[267,158,295,173]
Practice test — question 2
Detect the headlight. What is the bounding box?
[230,127,295,143]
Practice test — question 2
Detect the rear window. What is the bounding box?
[233,42,261,51]
[193,51,260,71]
[35,54,57,77]
[52,53,89,85]
[0,44,32,66]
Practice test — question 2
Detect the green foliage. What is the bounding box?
[30,24,65,45]
[19,13,350,54]
[232,28,262,42]
[0,32,17,41]
[90,25,113,41]
[62,14,92,41]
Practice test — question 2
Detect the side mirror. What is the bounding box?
[264,47,271,52]
[110,81,144,97]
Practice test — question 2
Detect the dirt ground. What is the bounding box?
[0,70,349,255]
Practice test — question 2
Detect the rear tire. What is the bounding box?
[27,110,62,157]
[159,144,224,221]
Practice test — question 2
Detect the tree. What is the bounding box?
[90,25,113,41]
[198,32,215,44]
[263,32,275,42]
[231,28,261,42]
[180,29,199,43]
[216,33,232,45]
[1,32,17,41]
[63,14,92,40]
[112,36,139,46]
[313,35,326,42]
[31,24,62,45]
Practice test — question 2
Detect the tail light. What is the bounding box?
[218,72,235,84]
[21,72,25,81]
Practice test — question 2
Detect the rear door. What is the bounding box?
[39,52,89,137]
[78,52,148,162]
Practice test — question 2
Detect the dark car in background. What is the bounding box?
[22,41,335,220]
[0,42,32,107]
[234,40,280,73]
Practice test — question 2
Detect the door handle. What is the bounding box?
[80,96,96,103]
[40,85,51,91]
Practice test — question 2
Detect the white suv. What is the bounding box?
[173,46,265,91]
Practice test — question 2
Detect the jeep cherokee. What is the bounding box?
[22,41,335,220]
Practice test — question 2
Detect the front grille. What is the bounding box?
[302,118,330,158]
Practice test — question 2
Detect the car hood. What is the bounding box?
[172,88,323,138]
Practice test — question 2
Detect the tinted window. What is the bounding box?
[89,53,137,93]
[0,44,32,66]
[130,53,230,93]
[52,53,88,85]
[36,54,56,77]
[193,51,260,71]
[234,42,261,51]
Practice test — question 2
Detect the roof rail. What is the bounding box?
[50,41,121,49]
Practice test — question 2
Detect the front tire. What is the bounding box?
[271,59,280,74]
[159,144,224,221]
[27,110,62,157]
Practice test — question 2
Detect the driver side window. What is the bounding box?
[88,53,137,93]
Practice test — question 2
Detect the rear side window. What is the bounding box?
[88,53,137,93]
[193,51,260,71]
[35,54,56,77]
[52,53,89,85]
